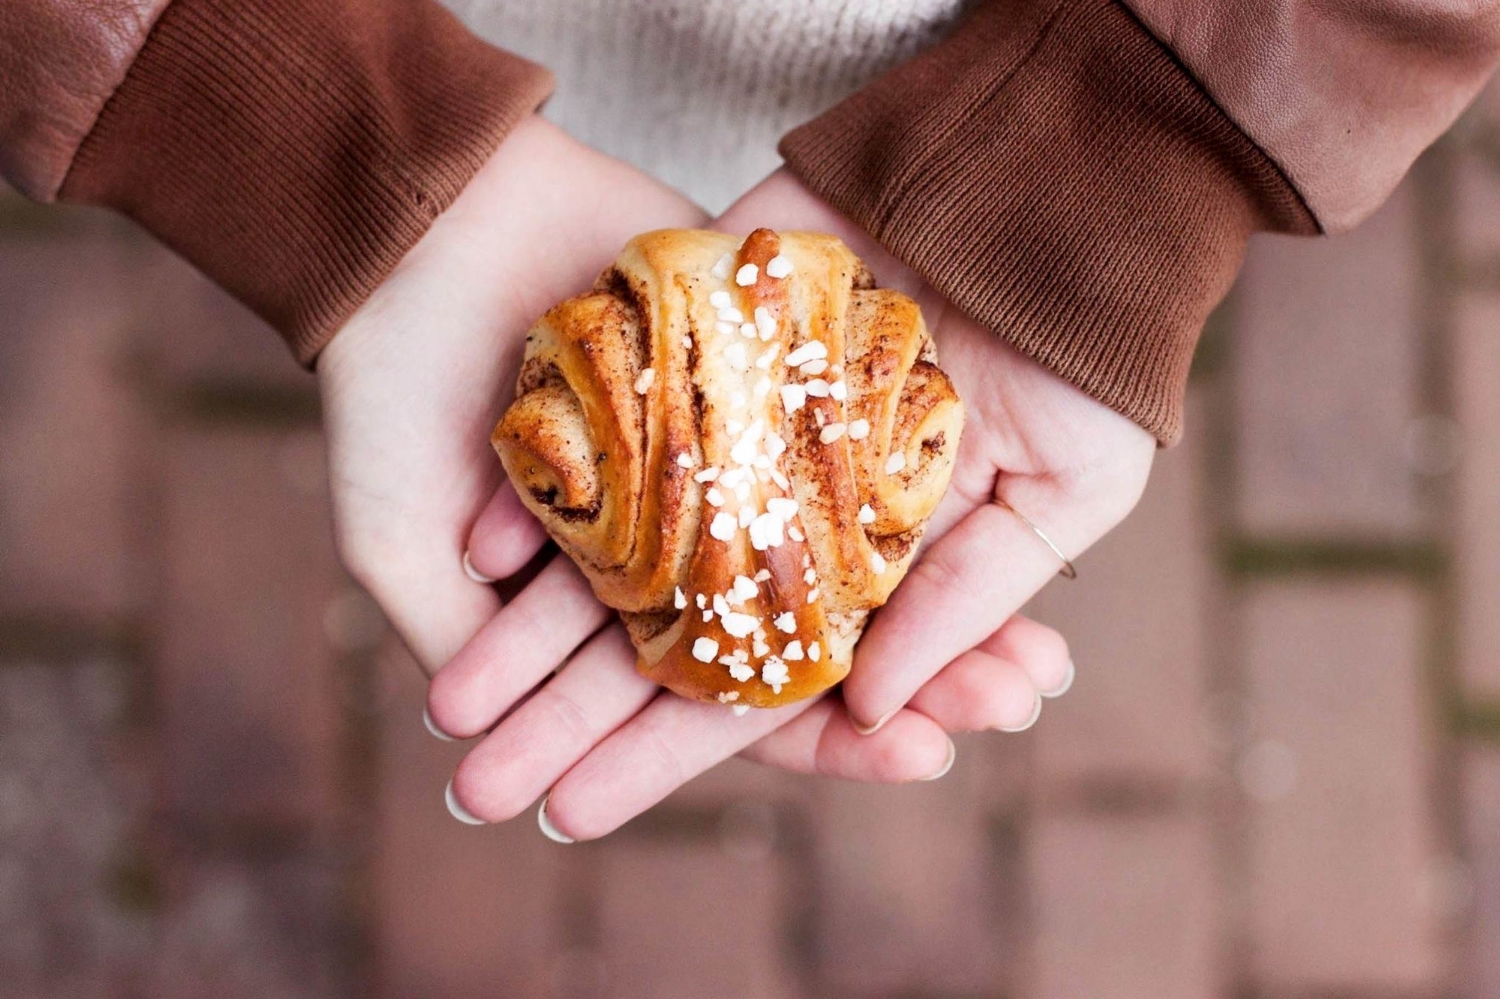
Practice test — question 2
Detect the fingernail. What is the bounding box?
[999,693,1043,733]
[852,707,898,736]
[423,705,457,742]
[462,550,497,584]
[1040,659,1076,699]
[445,779,485,825]
[919,738,957,781]
[537,795,575,844]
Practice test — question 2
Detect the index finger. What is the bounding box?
[843,492,1079,732]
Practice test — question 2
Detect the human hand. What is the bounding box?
[318,116,708,672]
[428,170,1148,841]
[320,118,1036,832]
[711,171,1158,735]
[321,113,1032,836]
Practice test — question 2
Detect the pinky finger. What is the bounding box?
[738,701,954,782]
[906,647,1044,734]
[466,479,550,582]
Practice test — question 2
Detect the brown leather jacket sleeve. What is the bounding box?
[1,0,553,362]
[1129,0,1500,232]
[783,0,1500,443]
[0,1,169,200]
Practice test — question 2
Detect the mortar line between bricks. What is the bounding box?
[1220,538,1448,578]
[593,797,826,988]
[1456,255,1500,291]
[984,807,1030,999]
[1201,285,1259,997]
[110,340,322,429]
[1446,112,1500,994]
[777,801,824,989]
[556,840,604,964]
[1031,775,1213,817]
[1411,132,1477,991]
[1190,290,1236,383]
[330,624,384,994]
[0,615,145,662]
[1242,992,1455,999]
[0,195,145,237]
[1469,123,1500,178]
[1451,700,1500,742]
[150,379,323,428]
[130,372,178,933]
[601,803,736,841]
[855,991,1012,999]
[150,812,326,855]
[1008,700,1044,993]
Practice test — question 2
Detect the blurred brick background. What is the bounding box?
[3,85,1500,999]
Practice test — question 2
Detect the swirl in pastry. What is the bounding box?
[492,228,962,708]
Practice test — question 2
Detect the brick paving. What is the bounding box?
[0,660,151,999]
[1232,184,1428,541]
[1455,293,1500,701]
[1027,812,1221,999]
[1461,748,1500,999]
[804,775,1018,996]
[373,644,567,999]
[1241,581,1441,990]
[154,425,348,832]
[4,80,1500,999]
[0,237,154,623]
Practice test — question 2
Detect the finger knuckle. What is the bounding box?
[951,657,1000,707]
[636,721,687,789]
[910,544,970,601]
[533,686,595,749]
[451,758,525,824]
[1011,618,1070,667]
[501,591,551,646]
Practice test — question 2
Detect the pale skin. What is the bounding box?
[319,116,1156,841]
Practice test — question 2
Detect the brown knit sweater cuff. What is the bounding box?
[58,0,554,365]
[779,0,1316,445]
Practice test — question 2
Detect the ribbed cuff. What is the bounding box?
[59,0,554,364]
[779,0,1315,444]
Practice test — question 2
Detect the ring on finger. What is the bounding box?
[994,497,1077,580]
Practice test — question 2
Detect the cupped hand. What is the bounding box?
[710,171,1157,734]
[426,168,1146,841]
[318,116,707,671]
[319,118,1039,836]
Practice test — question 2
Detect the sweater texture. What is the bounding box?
[447,0,970,213]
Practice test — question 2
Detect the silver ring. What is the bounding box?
[994,498,1077,580]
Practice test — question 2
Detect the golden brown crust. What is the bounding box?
[492,228,963,708]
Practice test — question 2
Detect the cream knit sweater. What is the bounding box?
[445,0,970,213]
